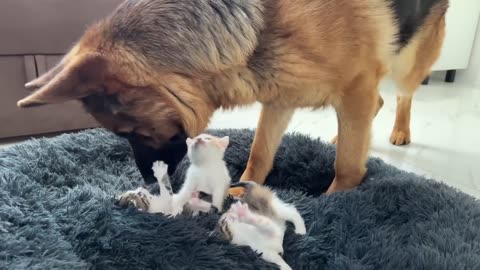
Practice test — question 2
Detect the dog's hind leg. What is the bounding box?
[390,13,446,146]
[240,105,295,184]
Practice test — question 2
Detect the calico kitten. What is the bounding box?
[116,133,231,216]
[217,181,306,270]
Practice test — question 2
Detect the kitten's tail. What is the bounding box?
[262,251,292,270]
[272,197,307,235]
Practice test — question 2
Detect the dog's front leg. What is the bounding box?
[240,105,294,184]
[327,76,378,194]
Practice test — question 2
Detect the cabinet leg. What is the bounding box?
[445,70,456,83]
[422,76,430,85]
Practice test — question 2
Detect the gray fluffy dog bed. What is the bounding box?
[1,129,479,270]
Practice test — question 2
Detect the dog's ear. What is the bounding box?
[17,53,107,108]
[25,45,81,90]
[25,62,65,90]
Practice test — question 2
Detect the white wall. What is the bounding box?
[432,1,480,71]
[457,16,480,87]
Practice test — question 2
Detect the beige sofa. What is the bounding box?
[0,0,123,139]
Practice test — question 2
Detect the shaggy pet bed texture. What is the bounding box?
[1,129,479,270]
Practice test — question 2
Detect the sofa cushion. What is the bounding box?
[0,56,99,139]
[0,0,123,55]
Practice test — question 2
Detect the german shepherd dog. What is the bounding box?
[17,0,448,194]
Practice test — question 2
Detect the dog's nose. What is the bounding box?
[127,134,187,184]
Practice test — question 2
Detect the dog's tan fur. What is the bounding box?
[388,9,446,145]
[17,0,448,193]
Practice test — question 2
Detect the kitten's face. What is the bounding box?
[186,134,229,164]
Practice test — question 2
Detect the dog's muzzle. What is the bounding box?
[127,133,187,184]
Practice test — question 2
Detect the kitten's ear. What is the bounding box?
[186,138,194,146]
[218,136,230,150]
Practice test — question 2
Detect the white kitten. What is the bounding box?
[116,133,231,216]
[172,133,231,214]
[217,182,306,270]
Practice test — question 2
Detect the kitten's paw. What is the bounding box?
[152,161,169,180]
[225,204,240,222]
[226,212,238,222]
[189,192,203,206]
[191,191,200,199]
[295,224,307,235]
[115,188,152,212]
[229,202,250,221]
[188,195,202,208]
[188,197,212,213]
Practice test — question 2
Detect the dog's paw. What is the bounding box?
[152,161,169,180]
[115,188,152,212]
[390,130,411,146]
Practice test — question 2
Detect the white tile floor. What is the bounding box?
[1,79,479,198]
[208,79,480,198]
